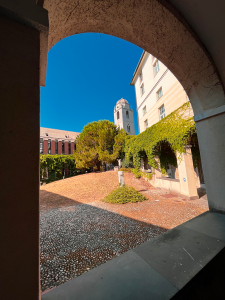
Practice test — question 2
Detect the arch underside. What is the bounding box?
[43,0,225,115]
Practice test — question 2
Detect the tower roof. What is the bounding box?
[116,98,129,105]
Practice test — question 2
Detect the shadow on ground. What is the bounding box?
[40,191,167,292]
[40,190,81,209]
[197,187,207,199]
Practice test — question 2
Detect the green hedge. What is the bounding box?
[40,154,77,181]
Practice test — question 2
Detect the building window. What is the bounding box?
[55,140,58,154]
[144,119,148,129]
[48,139,51,154]
[156,87,163,100]
[126,111,129,118]
[117,111,119,119]
[141,84,145,96]
[68,141,71,154]
[127,125,130,132]
[40,139,43,154]
[62,140,65,154]
[74,142,76,151]
[159,105,166,120]
[139,72,143,83]
[153,60,160,76]
[143,106,147,116]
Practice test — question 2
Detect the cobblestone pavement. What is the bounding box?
[40,171,208,292]
[40,205,165,292]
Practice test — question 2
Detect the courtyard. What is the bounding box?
[40,171,208,292]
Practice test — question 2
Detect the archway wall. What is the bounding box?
[43,0,225,211]
[43,0,225,115]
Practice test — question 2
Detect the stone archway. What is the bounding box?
[42,0,225,212]
[43,0,224,114]
[1,1,225,299]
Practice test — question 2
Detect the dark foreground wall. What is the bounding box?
[0,15,40,300]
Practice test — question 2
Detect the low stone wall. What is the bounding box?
[151,175,181,194]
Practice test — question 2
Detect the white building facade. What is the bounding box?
[114,98,135,135]
[131,52,189,133]
[130,51,205,198]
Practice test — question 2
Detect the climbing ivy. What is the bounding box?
[124,102,197,170]
[40,154,76,180]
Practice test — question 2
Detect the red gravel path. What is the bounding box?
[40,171,208,230]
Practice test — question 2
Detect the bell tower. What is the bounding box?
[114,98,135,135]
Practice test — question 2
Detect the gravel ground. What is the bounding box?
[40,171,208,292]
[40,204,165,292]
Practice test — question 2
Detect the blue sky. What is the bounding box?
[41,33,143,135]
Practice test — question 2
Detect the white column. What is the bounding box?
[195,112,225,212]
[177,146,199,199]
[141,158,145,171]
[154,155,162,177]
[118,159,121,168]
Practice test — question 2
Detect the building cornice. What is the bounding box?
[40,136,76,141]
[130,51,148,85]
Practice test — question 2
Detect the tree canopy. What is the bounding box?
[74,120,127,170]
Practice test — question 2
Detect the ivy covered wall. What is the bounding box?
[123,102,198,172]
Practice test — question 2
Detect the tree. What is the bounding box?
[74,120,127,170]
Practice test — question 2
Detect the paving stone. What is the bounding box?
[41,250,178,300]
[133,225,225,289]
[40,204,164,291]
[182,211,225,242]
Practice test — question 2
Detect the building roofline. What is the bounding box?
[40,127,80,134]
[130,50,147,86]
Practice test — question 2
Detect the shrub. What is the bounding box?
[102,185,147,204]
[121,160,134,168]
[161,168,167,175]
[142,172,153,180]
[119,167,132,173]
[130,168,153,180]
[131,168,142,178]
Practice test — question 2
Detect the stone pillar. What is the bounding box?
[195,111,225,212]
[118,159,121,168]
[118,171,125,186]
[140,158,144,171]
[154,155,162,177]
[177,146,198,199]
[0,15,40,300]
